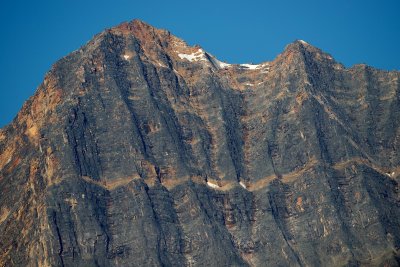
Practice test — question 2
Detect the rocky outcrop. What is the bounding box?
[0,19,400,266]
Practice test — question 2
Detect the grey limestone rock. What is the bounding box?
[0,20,400,266]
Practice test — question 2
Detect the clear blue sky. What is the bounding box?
[1,0,399,128]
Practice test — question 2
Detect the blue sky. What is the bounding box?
[1,0,399,127]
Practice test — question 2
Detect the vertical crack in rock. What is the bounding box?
[268,184,304,267]
[51,210,65,267]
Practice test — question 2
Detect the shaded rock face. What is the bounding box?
[1,19,400,267]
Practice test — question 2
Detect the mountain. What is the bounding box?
[1,19,400,267]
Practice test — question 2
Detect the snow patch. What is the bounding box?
[123,54,130,60]
[334,64,343,70]
[202,52,231,69]
[178,49,207,62]
[299,40,308,45]
[211,57,231,69]
[207,181,219,189]
[239,181,247,189]
[386,172,396,178]
[240,64,260,70]
[239,63,270,70]
[176,48,272,73]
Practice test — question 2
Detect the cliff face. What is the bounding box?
[1,20,400,267]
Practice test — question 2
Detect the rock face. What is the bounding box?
[1,20,400,266]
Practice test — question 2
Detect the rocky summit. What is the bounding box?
[1,19,400,267]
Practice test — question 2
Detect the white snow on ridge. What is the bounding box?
[239,63,270,70]
[240,64,260,70]
[214,58,231,68]
[177,48,271,73]
[178,49,207,62]
[206,53,231,69]
[178,53,199,61]
[299,40,308,45]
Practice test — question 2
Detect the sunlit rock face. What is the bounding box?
[1,19,400,267]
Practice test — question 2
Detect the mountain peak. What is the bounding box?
[285,39,318,51]
[105,21,340,74]
[279,39,342,70]
[1,20,399,267]
[110,19,167,37]
[297,39,309,45]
